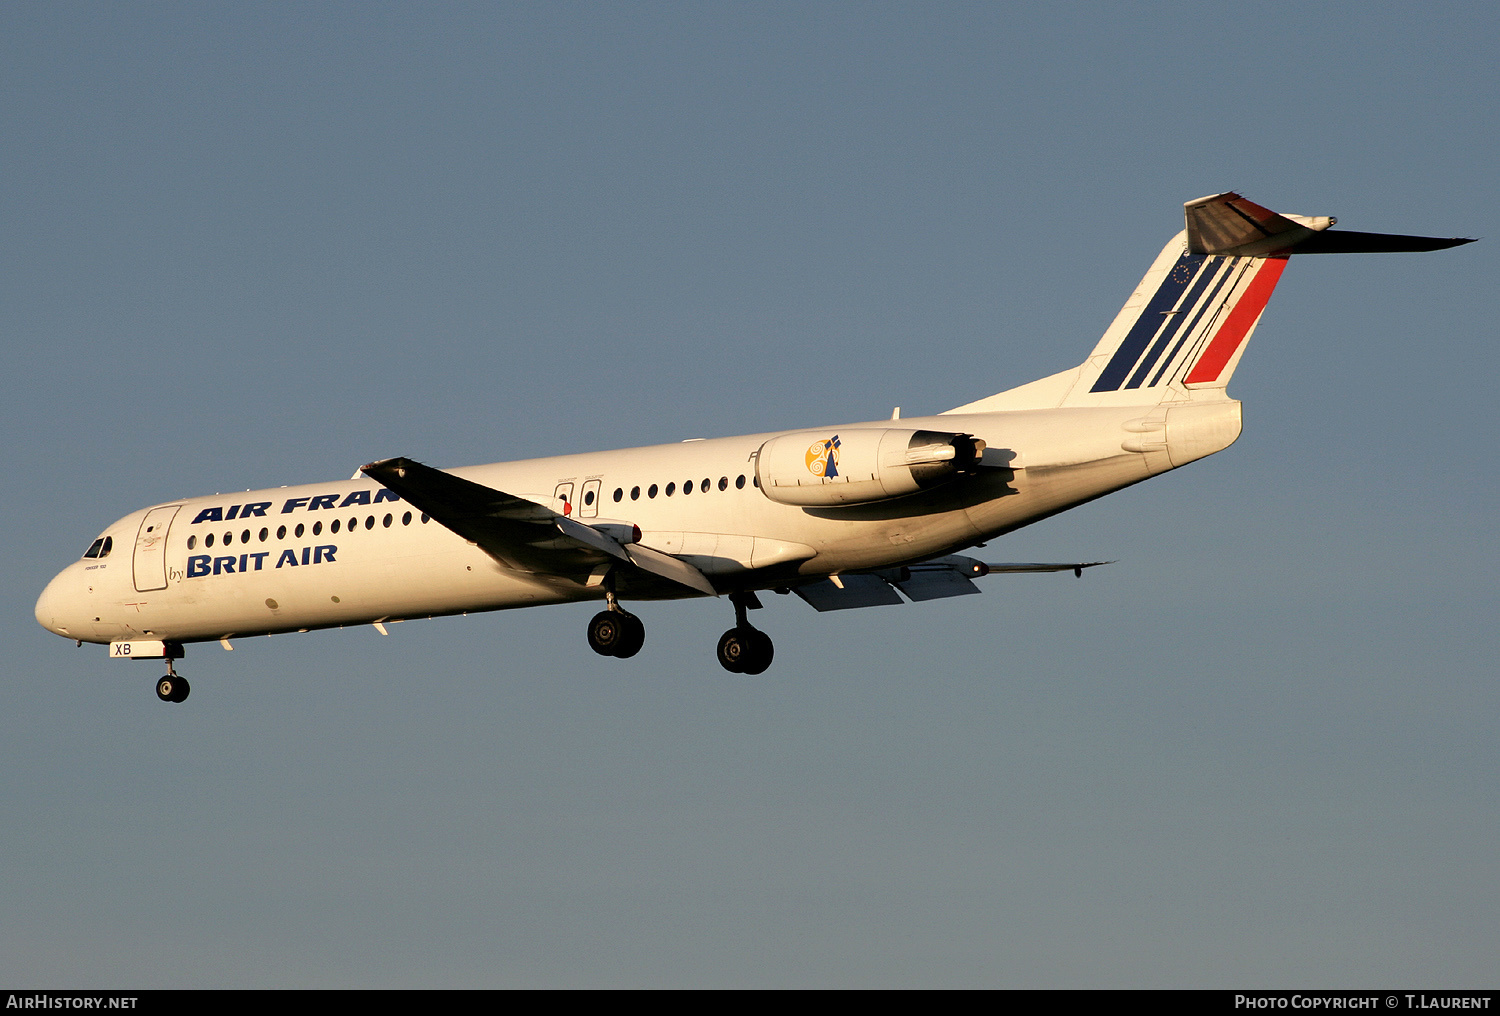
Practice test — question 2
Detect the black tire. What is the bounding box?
[170,677,191,703]
[156,676,176,702]
[614,613,645,659]
[716,628,747,673]
[741,629,775,675]
[587,611,623,656]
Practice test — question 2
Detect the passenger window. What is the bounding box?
[383,513,392,528]
[736,475,745,489]
[259,528,268,542]
[276,526,286,540]
[224,532,233,546]
[242,529,251,543]
[613,488,623,503]
[402,511,412,526]
[704,477,712,492]
[631,486,640,501]
[185,536,196,551]
[683,480,693,495]
[206,533,215,548]
[349,517,358,531]
[421,513,430,523]
[648,484,658,499]
[584,491,595,506]
[312,522,322,536]
[366,516,375,530]
[331,520,340,534]
[665,482,675,496]
[294,523,305,538]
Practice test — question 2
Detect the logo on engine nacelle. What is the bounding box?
[805,435,841,478]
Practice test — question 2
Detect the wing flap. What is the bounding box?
[625,543,718,597]
[891,568,980,601]
[790,556,1111,612]
[793,574,904,612]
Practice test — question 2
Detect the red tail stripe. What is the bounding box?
[1183,256,1288,385]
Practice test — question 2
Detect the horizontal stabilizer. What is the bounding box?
[1285,229,1475,254]
[1186,192,1474,256]
[981,561,1112,577]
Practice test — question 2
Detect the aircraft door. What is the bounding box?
[133,505,182,592]
[553,482,575,516]
[580,479,602,518]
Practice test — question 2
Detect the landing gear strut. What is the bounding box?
[717,591,774,675]
[154,658,190,703]
[586,578,645,659]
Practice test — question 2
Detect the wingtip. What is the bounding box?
[361,456,414,477]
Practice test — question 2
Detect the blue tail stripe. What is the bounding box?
[1124,256,1224,389]
[1148,257,1247,388]
[1090,254,1204,392]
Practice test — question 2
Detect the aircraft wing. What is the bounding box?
[360,457,716,595]
[793,555,1110,612]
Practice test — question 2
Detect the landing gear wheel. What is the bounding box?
[718,627,774,674]
[156,675,190,703]
[589,610,645,658]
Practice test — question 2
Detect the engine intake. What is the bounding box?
[755,429,985,507]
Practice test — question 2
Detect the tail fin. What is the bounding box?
[946,192,1473,414]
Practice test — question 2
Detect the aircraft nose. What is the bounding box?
[35,570,77,638]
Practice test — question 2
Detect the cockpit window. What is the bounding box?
[82,536,113,559]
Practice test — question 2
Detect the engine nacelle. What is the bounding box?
[755,429,985,507]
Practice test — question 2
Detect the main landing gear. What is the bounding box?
[582,582,777,674]
[587,583,645,659]
[154,658,190,703]
[717,591,774,675]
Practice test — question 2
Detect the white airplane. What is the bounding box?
[35,193,1472,702]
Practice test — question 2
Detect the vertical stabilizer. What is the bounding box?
[945,192,1472,415]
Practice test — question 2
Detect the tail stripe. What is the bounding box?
[1182,256,1288,385]
[1089,253,1204,393]
[1147,256,1247,387]
[1124,255,1231,389]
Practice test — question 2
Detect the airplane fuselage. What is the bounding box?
[35,402,1228,647]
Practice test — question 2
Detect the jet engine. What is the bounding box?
[755,429,986,507]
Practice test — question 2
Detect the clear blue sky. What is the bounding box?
[3,2,1496,987]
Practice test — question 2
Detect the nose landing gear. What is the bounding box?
[717,591,774,675]
[154,659,190,703]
